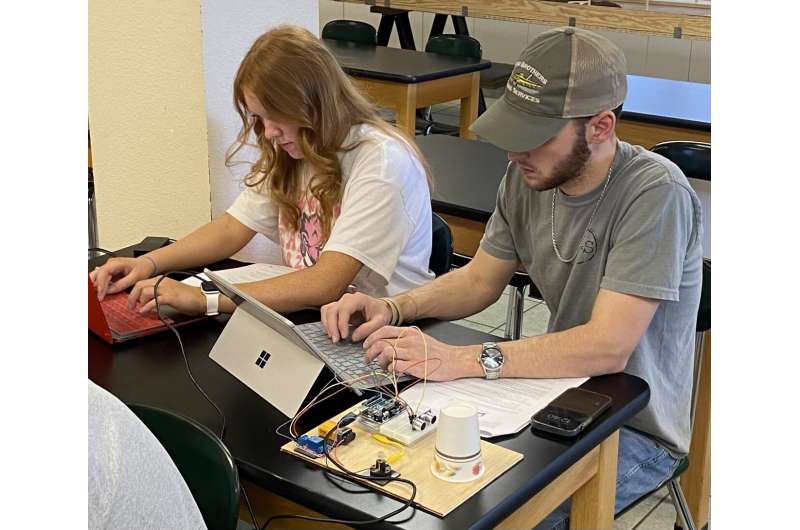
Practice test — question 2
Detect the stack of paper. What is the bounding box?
[182,263,295,287]
[401,376,588,438]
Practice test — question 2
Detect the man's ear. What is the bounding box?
[587,111,617,144]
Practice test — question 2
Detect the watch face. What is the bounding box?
[201,281,219,294]
[480,347,503,370]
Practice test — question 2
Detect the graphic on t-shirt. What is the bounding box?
[278,191,341,270]
[299,211,323,267]
[576,229,598,265]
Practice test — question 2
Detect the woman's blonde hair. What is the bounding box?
[226,25,431,241]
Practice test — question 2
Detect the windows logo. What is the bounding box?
[255,350,271,368]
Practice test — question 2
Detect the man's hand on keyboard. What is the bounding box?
[321,292,391,343]
[128,277,206,316]
[361,326,481,382]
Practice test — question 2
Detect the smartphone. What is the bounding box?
[531,388,612,437]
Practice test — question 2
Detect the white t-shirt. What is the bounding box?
[228,124,434,297]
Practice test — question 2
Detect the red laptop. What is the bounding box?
[88,276,204,343]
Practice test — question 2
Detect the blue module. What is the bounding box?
[297,434,327,455]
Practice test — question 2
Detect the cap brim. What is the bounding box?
[469,97,570,152]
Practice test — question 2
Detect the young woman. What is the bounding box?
[91,25,434,316]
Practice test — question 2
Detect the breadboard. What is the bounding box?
[281,405,523,517]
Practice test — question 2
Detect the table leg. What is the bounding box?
[459,72,480,139]
[570,430,619,529]
[680,332,711,529]
[395,84,418,137]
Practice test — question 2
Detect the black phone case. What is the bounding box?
[531,389,612,437]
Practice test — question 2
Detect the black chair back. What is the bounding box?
[322,20,377,45]
[651,141,711,181]
[425,34,482,60]
[128,404,241,530]
[697,258,710,332]
[429,213,453,276]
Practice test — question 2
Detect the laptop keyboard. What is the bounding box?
[102,292,173,335]
[296,322,398,388]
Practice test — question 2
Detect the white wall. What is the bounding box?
[89,1,211,250]
[201,0,318,263]
[89,0,319,256]
[319,0,710,82]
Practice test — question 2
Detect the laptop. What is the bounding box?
[88,276,203,344]
[204,269,411,417]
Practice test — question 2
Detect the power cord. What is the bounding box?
[259,416,418,529]
[153,272,260,530]
[154,272,227,439]
[88,247,116,257]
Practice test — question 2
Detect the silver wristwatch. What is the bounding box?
[478,342,504,380]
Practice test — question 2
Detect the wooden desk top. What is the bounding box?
[324,38,490,84]
[88,249,649,529]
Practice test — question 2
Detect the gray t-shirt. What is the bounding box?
[481,140,703,456]
[88,381,208,530]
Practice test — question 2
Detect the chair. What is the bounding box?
[419,34,486,136]
[429,212,453,276]
[450,251,540,340]
[651,141,711,182]
[128,403,241,530]
[321,20,377,46]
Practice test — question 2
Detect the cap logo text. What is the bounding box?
[507,61,548,104]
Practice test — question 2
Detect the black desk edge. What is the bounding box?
[476,378,650,529]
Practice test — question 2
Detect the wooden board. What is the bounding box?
[281,405,524,517]
[338,0,710,40]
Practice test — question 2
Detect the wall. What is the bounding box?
[89,1,211,250]
[319,0,710,82]
[201,0,318,263]
[89,0,319,256]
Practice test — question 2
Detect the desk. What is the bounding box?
[618,75,711,148]
[421,135,505,258]
[324,39,490,139]
[88,249,649,529]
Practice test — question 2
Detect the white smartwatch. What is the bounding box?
[478,342,504,380]
[201,281,220,316]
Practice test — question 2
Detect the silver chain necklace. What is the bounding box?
[551,162,614,263]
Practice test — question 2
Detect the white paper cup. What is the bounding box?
[430,401,484,483]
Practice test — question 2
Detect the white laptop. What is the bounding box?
[205,269,409,417]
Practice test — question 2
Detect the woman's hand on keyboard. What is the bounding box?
[90,257,155,301]
[321,292,391,343]
[128,277,206,316]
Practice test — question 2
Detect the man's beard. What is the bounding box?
[530,122,591,192]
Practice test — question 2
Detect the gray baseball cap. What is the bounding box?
[470,26,627,152]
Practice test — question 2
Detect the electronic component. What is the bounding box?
[294,428,357,460]
[357,396,407,431]
[379,408,437,446]
[297,434,326,455]
[369,453,393,478]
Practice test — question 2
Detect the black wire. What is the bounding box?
[153,271,227,440]
[88,247,116,257]
[240,480,260,530]
[260,418,417,530]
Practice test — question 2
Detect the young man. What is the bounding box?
[321,27,702,527]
